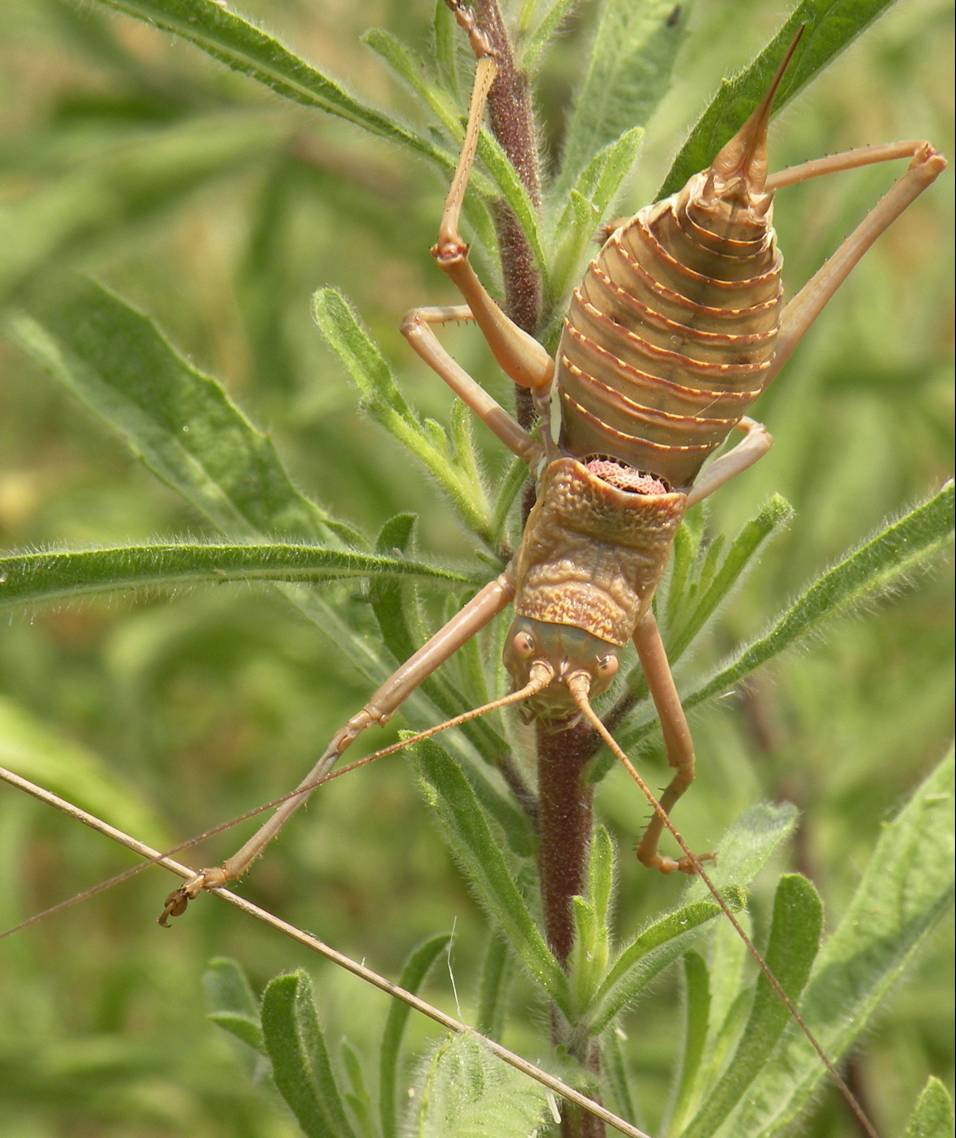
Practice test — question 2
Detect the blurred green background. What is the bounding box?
[0,1,952,1136]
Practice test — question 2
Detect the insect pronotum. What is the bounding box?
[2,4,949,1136]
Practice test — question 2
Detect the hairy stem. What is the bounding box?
[468,7,604,1134]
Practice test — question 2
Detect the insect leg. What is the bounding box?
[431,4,554,395]
[401,304,538,461]
[685,417,774,507]
[161,573,515,921]
[766,141,946,382]
[766,138,937,191]
[631,612,714,874]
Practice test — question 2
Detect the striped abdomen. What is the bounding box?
[556,172,783,489]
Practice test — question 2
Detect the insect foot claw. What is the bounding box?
[157,867,227,926]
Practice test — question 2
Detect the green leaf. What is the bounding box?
[666,495,794,663]
[620,484,955,754]
[362,28,546,283]
[414,1032,551,1138]
[0,115,278,307]
[568,826,616,1015]
[519,0,578,77]
[681,875,823,1138]
[7,275,354,545]
[682,801,798,903]
[3,274,411,689]
[729,748,955,1136]
[0,696,168,848]
[415,738,568,1010]
[312,288,492,539]
[341,1038,375,1138]
[661,0,900,196]
[475,932,513,1041]
[582,890,745,1037]
[555,0,692,196]
[549,126,644,306]
[261,970,357,1138]
[90,0,460,176]
[904,1077,956,1138]
[667,952,710,1136]
[433,0,461,100]
[0,540,480,610]
[380,933,451,1138]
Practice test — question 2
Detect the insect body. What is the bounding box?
[159,13,945,919]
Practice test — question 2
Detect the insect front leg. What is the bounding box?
[419,3,554,419]
[160,573,515,923]
[631,612,715,875]
[765,141,946,382]
[685,417,774,507]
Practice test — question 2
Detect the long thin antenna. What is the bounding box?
[568,675,881,1138]
[0,764,649,1138]
[1,664,554,938]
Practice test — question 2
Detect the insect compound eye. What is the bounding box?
[512,631,536,658]
[596,654,619,679]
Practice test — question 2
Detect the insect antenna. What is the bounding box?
[0,663,554,939]
[567,674,882,1138]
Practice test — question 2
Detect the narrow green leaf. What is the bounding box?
[549,127,644,304]
[380,933,452,1138]
[683,483,954,716]
[620,484,955,753]
[730,748,955,1136]
[667,494,794,663]
[203,957,259,1019]
[90,0,461,177]
[312,288,492,539]
[261,971,356,1138]
[476,932,513,1040]
[519,0,578,77]
[433,0,461,99]
[588,824,616,928]
[490,455,530,547]
[904,1077,955,1138]
[667,952,710,1136]
[0,696,168,848]
[7,276,354,545]
[681,875,823,1138]
[3,274,404,688]
[0,115,278,306]
[414,1032,551,1138]
[0,540,480,611]
[207,1011,266,1056]
[603,1026,638,1126]
[363,28,458,133]
[415,738,568,1010]
[661,0,900,196]
[682,801,798,903]
[583,890,745,1037]
[341,1038,375,1138]
[555,0,692,196]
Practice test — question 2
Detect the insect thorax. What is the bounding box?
[511,457,686,648]
[555,172,784,489]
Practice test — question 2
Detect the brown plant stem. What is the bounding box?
[466,6,606,1135]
